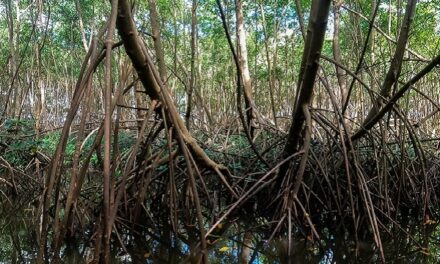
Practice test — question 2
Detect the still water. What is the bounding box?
[1,207,439,263]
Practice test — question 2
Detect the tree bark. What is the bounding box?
[259,2,278,127]
[102,0,119,262]
[186,0,197,130]
[75,0,89,51]
[332,0,347,105]
[277,0,331,181]
[36,35,101,264]
[236,0,257,137]
[148,0,167,81]
[352,55,440,141]
[355,0,417,137]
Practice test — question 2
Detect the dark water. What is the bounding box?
[1,207,439,263]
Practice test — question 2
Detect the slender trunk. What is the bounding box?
[135,81,146,131]
[358,0,417,133]
[352,55,440,141]
[11,0,20,118]
[277,0,331,181]
[36,32,101,263]
[173,0,178,74]
[342,4,425,61]
[115,3,235,261]
[388,0,392,35]
[294,0,306,39]
[259,2,278,127]
[103,1,119,262]
[186,0,197,130]
[75,0,89,51]
[236,0,256,137]
[333,0,347,105]
[148,0,167,81]
[6,0,16,76]
[3,0,17,119]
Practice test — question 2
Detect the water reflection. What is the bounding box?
[1,208,439,263]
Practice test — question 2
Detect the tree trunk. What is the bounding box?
[148,0,167,81]
[186,0,197,130]
[75,0,89,50]
[117,0,229,172]
[102,1,119,262]
[277,0,331,181]
[259,2,278,128]
[115,3,238,261]
[135,81,146,132]
[356,0,417,136]
[236,0,256,137]
[333,0,347,105]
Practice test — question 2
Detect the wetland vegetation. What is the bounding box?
[1,0,440,263]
